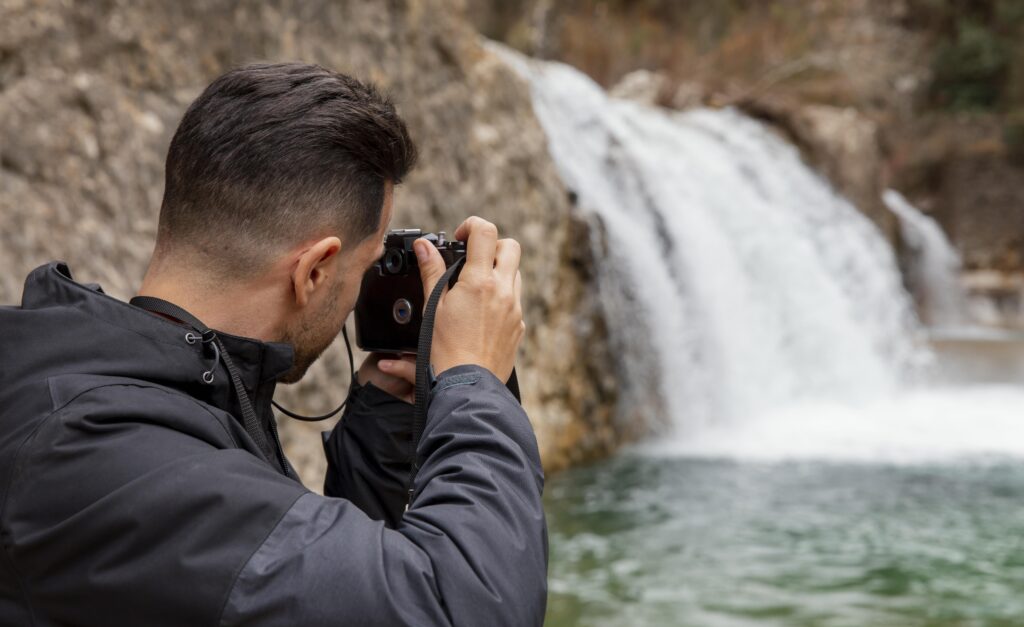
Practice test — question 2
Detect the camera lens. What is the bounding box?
[383,248,405,275]
[392,298,413,325]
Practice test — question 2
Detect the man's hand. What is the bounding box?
[357,353,417,404]
[413,216,524,382]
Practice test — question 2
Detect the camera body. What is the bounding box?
[354,229,466,354]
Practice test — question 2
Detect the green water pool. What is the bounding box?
[543,456,1024,626]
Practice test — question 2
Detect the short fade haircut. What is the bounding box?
[155,62,417,276]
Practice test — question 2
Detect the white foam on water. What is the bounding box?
[639,385,1024,464]
[495,43,1024,463]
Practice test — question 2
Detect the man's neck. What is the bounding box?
[137,267,285,343]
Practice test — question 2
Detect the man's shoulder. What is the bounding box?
[1,373,251,511]
[44,372,240,445]
[1,374,309,627]
[3,372,305,554]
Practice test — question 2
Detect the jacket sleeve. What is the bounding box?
[221,364,549,627]
[322,380,412,527]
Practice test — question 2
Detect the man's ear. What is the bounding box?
[291,236,342,308]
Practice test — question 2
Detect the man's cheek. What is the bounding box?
[343,286,361,319]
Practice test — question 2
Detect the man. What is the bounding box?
[0,63,547,626]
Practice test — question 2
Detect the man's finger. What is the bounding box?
[494,238,521,283]
[378,356,416,386]
[454,216,498,277]
[514,269,522,304]
[414,238,446,302]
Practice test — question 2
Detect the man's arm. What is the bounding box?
[256,216,545,624]
[322,377,412,527]
[224,365,547,626]
[8,375,545,627]
[326,213,528,530]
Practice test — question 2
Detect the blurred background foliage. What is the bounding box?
[908,0,1024,161]
[911,0,1024,112]
[472,0,1024,113]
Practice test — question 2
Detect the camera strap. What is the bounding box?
[406,256,522,509]
[269,326,355,422]
[132,257,521,497]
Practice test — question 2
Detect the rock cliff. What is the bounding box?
[0,0,627,484]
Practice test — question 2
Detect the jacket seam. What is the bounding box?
[2,380,241,553]
[49,380,240,448]
[436,373,480,390]
[214,491,308,627]
[423,373,525,443]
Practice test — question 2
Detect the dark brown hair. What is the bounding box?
[156,62,417,274]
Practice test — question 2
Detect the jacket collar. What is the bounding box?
[22,262,294,415]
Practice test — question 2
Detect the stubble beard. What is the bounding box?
[278,280,344,384]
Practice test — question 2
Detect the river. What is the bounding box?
[544,456,1024,626]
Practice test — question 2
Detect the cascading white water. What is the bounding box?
[495,44,1024,462]
[495,44,920,424]
[883,189,970,328]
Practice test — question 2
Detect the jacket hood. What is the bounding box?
[1,262,294,420]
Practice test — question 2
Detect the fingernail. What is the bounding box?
[379,360,392,370]
[414,241,428,263]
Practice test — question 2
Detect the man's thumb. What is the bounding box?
[414,239,446,301]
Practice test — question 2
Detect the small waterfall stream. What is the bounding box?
[883,189,971,329]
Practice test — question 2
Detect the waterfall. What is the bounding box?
[883,189,970,329]
[495,44,923,436]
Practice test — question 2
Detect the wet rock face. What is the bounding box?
[941,156,1024,274]
[0,0,625,483]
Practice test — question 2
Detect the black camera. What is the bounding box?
[354,229,466,354]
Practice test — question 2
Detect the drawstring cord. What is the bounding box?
[203,336,220,384]
[129,296,287,475]
[185,330,221,384]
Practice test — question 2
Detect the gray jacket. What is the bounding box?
[0,262,548,626]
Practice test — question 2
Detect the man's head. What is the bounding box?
[148,62,417,382]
